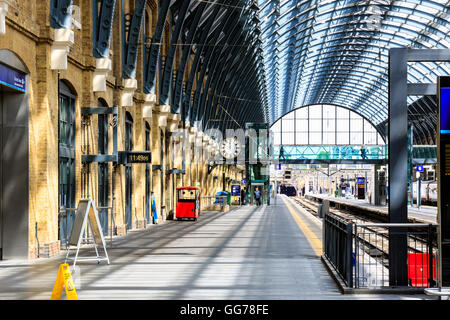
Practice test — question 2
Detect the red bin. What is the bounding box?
[407,253,437,287]
[176,187,200,221]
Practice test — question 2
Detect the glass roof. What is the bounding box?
[256,0,450,125]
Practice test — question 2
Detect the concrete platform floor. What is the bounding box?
[0,195,431,300]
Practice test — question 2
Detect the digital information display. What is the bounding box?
[438,76,450,286]
[357,177,365,184]
[119,151,151,164]
[440,80,450,134]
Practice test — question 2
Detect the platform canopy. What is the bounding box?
[255,0,450,142]
[150,0,449,142]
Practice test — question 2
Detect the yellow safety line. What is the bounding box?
[282,196,322,257]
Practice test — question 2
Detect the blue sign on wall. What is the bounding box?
[231,185,241,196]
[416,165,424,172]
[0,63,26,92]
[357,177,365,184]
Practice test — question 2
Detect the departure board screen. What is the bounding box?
[441,87,450,134]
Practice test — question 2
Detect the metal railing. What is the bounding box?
[323,210,439,289]
[323,211,354,287]
[354,223,438,289]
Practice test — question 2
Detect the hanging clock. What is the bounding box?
[219,137,242,159]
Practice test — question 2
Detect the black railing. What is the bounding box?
[353,223,438,288]
[323,211,354,287]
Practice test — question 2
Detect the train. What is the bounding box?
[412,180,437,205]
[280,184,297,197]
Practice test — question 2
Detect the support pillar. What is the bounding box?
[388,48,408,286]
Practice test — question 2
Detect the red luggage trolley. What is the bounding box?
[176,187,200,221]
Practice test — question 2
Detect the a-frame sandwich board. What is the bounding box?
[65,199,110,268]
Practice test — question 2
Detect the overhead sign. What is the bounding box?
[50,264,78,300]
[416,165,424,172]
[241,179,246,185]
[0,63,26,92]
[119,151,151,164]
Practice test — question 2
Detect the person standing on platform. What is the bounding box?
[254,187,261,206]
[240,188,245,205]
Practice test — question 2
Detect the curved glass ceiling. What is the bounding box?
[256,0,450,125]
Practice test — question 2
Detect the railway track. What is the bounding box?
[289,196,435,268]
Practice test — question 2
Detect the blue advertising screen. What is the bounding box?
[357,178,365,184]
[441,87,450,134]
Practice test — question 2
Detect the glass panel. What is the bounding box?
[282,119,294,131]
[296,107,308,119]
[282,132,295,145]
[323,118,335,132]
[350,132,362,145]
[284,111,295,119]
[323,132,335,145]
[350,111,362,119]
[296,119,308,131]
[323,105,335,118]
[337,132,349,145]
[309,105,322,119]
[364,119,376,133]
[337,119,349,131]
[337,107,349,119]
[296,132,308,144]
[378,133,386,145]
[273,131,281,145]
[271,120,281,132]
[310,119,321,131]
[310,132,322,144]
[364,132,377,145]
[351,118,363,132]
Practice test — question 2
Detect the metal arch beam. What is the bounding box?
[197,26,246,126]
[171,2,207,116]
[122,0,146,79]
[201,24,259,129]
[158,0,191,106]
[50,0,73,29]
[93,0,117,59]
[182,4,223,125]
[205,39,263,131]
[188,9,238,126]
[143,0,171,94]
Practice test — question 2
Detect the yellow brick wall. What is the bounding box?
[0,0,234,260]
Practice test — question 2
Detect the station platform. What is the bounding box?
[0,196,429,300]
[305,194,437,224]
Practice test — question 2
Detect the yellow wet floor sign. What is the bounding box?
[50,264,78,300]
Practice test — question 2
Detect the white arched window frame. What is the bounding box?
[270,104,385,146]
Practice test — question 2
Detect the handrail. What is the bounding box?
[355,223,438,227]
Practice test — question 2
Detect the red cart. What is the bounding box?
[176,187,200,221]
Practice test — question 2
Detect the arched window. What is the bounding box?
[125,111,133,229]
[270,104,385,146]
[125,112,134,151]
[58,80,77,245]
